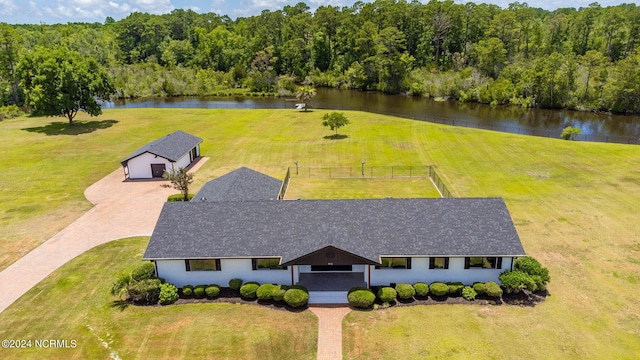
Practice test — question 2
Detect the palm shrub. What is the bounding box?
[111,272,132,300]
[462,286,477,301]
[377,287,397,303]
[205,285,221,298]
[159,283,179,305]
[413,282,429,297]
[240,282,260,299]
[395,283,416,300]
[348,289,376,309]
[229,278,243,290]
[429,282,449,297]
[284,289,309,307]
[484,281,503,298]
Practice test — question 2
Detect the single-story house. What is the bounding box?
[143,168,526,303]
[121,130,202,179]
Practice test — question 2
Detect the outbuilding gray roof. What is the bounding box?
[121,130,202,165]
[143,198,526,263]
[192,167,282,202]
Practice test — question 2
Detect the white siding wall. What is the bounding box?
[126,148,196,179]
[156,259,291,287]
[369,257,512,286]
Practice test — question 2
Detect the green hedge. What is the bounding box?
[447,282,464,296]
[257,284,278,300]
[205,285,221,298]
[284,289,309,307]
[462,286,477,301]
[413,282,429,297]
[377,287,397,303]
[348,289,376,309]
[228,278,243,290]
[472,282,486,295]
[240,282,260,299]
[167,194,195,202]
[131,262,155,281]
[129,278,162,304]
[485,281,503,298]
[273,288,287,302]
[193,285,206,298]
[429,282,449,297]
[159,283,179,305]
[395,283,415,300]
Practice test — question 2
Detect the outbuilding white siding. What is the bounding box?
[126,146,198,179]
[155,258,291,287]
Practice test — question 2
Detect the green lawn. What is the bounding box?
[1,108,639,358]
[0,237,318,359]
[285,178,442,199]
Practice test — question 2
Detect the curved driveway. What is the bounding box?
[0,159,208,313]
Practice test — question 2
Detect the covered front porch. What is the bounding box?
[297,272,367,291]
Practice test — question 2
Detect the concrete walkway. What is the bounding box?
[310,306,351,360]
[0,158,208,313]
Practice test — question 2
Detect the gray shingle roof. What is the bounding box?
[121,130,202,165]
[192,167,282,202]
[143,198,526,263]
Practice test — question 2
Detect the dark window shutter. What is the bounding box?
[185,260,191,271]
[444,257,450,269]
[496,257,502,269]
[406,258,412,269]
[251,259,257,270]
[215,259,221,271]
[464,257,470,269]
[429,258,435,269]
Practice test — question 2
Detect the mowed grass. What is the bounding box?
[285,178,442,199]
[0,237,318,359]
[0,108,639,358]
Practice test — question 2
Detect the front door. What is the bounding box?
[151,164,166,178]
[311,265,353,272]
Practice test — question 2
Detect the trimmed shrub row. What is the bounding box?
[179,279,309,308]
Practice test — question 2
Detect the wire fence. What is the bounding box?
[106,100,640,145]
[288,165,453,198]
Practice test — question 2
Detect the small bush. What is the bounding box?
[395,283,415,300]
[131,262,155,281]
[377,287,397,303]
[282,284,309,293]
[514,257,550,290]
[240,282,260,299]
[485,281,503,298]
[413,282,429,297]
[229,278,243,290]
[499,270,537,293]
[0,105,24,121]
[429,282,449,297]
[257,284,278,301]
[129,278,162,304]
[348,289,376,309]
[462,286,477,301]
[284,289,309,307]
[159,283,179,305]
[447,282,464,296]
[472,282,486,295]
[193,285,206,298]
[167,193,195,202]
[181,285,193,298]
[272,287,287,302]
[205,285,221,298]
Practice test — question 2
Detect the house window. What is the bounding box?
[376,257,412,269]
[464,257,502,269]
[429,257,449,269]
[252,258,286,270]
[185,259,221,271]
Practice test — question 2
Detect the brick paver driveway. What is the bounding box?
[0,159,207,313]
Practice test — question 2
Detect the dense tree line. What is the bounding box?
[1,1,640,113]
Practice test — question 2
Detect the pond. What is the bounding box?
[105,88,640,144]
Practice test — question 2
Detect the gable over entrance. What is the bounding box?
[282,246,378,266]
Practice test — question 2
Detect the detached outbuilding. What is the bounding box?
[121,130,202,179]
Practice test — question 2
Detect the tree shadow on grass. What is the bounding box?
[109,299,130,311]
[323,134,349,140]
[21,119,118,136]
